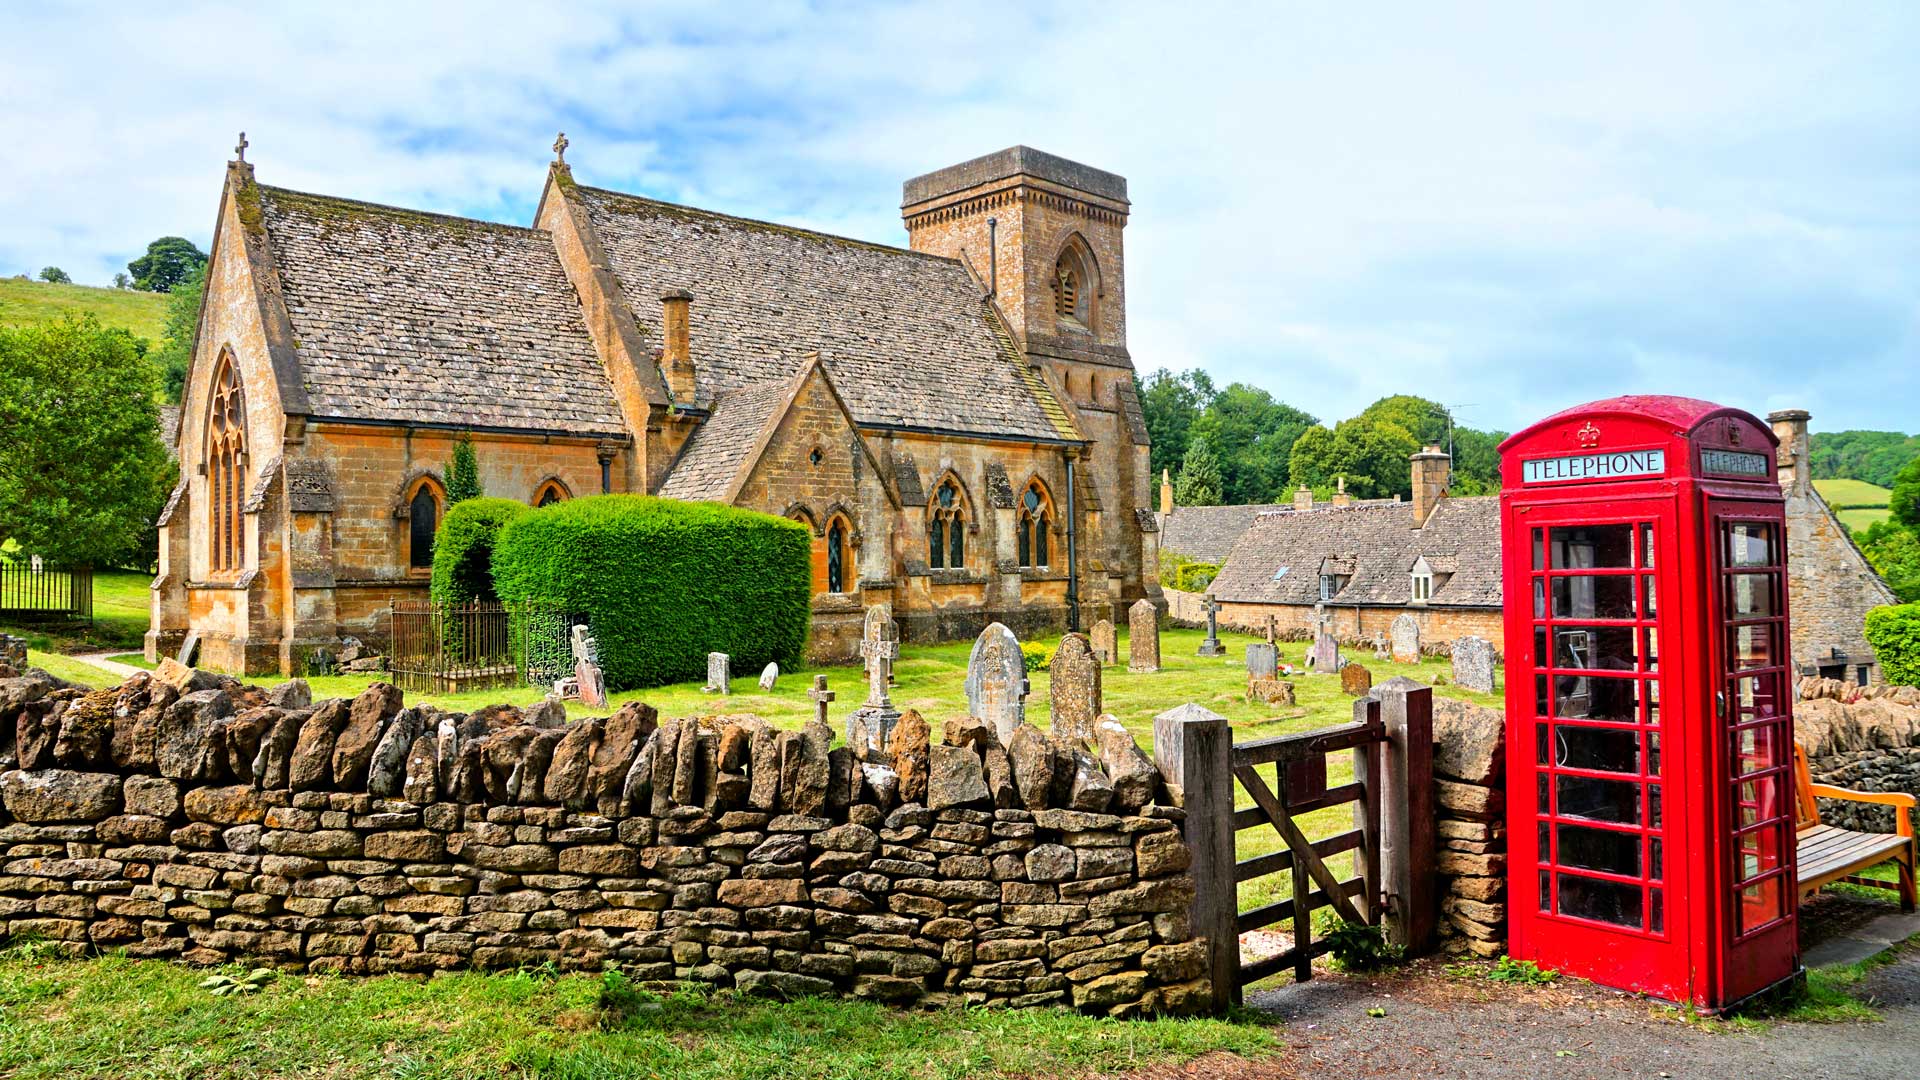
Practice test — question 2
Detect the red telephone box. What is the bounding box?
[1499,395,1799,1010]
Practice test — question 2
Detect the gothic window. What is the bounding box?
[827,515,852,594]
[407,480,443,570]
[206,352,247,574]
[534,480,569,507]
[927,477,967,570]
[1053,244,1093,330]
[1018,479,1054,569]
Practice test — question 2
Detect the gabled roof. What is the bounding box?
[573,185,1079,444]
[655,374,798,502]
[255,186,627,435]
[1210,496,1502,609]
[1159,504,1292,563]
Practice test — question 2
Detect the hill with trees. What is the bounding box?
[1810,430,1920,489]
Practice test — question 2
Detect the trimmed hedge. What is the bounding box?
[492,495,811,690]
[430,498,531,608]
[1865,603,1920,688]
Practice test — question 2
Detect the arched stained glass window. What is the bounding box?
[1018,479,1053,569]
[206,352,247,573]
[827,517,849,593]
[408,483,441,570]
[928,478,966,570]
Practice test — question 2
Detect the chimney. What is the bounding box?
[660,289,695,403]
[1159,468,1173,515]
[1331,476,1351,507]
[1293,484,1313,512]
[1767,409,1811,497]
[1410,444,1450,528]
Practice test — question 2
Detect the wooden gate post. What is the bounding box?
[1376,677,1436,953]
[1153,702,1237,1012]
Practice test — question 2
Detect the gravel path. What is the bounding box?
[1238,950,1919,1080]
[71,652,145,680]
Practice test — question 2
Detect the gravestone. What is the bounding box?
[1247,676,1295,706]
[704,652,730,695]
[1127,598,1161,673]
[1372,631,1390,661]
[758,662,779,692]
[175,631,201,667]
[846,605,900,750]
[1265,614,1277,645]
[966,621,1028,744]
[809,675,835,727]
[1305,604,1341,672]
[1452,635,1498,693]
[1195,595,1226,657]
[571,625,606,710]
[1048,633,1102,745]
[1245,642,1278,680]
[1340,662,1373,697]
[1389,614,1421,664]
[1089,619,1117,667]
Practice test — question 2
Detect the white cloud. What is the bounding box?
[2,0,1914,433]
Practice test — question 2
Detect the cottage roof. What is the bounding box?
[574,186,1080,444]
[1210,496,1502,609]
[1158,504,1292,563]
[256,186,628,436]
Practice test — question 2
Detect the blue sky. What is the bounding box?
[3,1,1914,434]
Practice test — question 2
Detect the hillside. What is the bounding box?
[1814,478,1894,508]
[1810,429,1920,489]
[0,276,169,342]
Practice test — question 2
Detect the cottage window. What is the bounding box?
[1411,571,1432,604]
[206,352,247,574]
[1018,479,1053,568]
[1320,573,1349,600]
[407,481,443,570]
[927,478,967,570]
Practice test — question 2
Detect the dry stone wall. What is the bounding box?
[1429,698,1507,956]
[0,662,1209,1016]
[1797,677,1920,833]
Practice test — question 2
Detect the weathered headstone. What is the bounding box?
[1127,598,1160,673]
[966,621,1028,744]
[175,631,201,668]
[758,662,779,692]
[1372,631,1390,661]
[1305,604,1341,672]
[1245,642,1277,680]
[1048,633,1102,745]
[1389,614,1421,664]
[1341,662,1373,697]
[1452,635,1498,693]
[572,625,606,710]
[1246,676,1295,706]
[703,652,730,695]
[1089,619,1117,666]
[846,605,900,751]
[1196,595,1226,657]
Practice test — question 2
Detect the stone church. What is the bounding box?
[148,141,1161,674]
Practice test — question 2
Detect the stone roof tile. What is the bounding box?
[1210,495,1501,609]
[656,373,798,502]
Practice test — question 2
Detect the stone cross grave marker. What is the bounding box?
[571,625,606,709]
[1196,595,1226,657]
[1389,613,1421,663]
[1048,633,1102,745]
[704,652,730,695]
[809,674,835,727]
[1127,598,1161,673]
[1246,641,1278,680]
[1452,635,1498,693]
[966,621,1028,743]
[1089,618,1117,666]
[848,605,901,750]
[1305,604,1341,672]
[1372,631,1390,660]
[1265,614,1277,645]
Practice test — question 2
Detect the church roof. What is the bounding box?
[1209,495,1502,609]
[655,373,799,502]
[256,186,628,436]
[574,186,1080,444]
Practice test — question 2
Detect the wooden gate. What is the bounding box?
[1154,677,1436,1011]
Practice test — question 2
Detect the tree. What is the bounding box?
[37,267,70,285]
[1137,368,1215,481]
[1173,436,1223,506]
[0,317,174,567]
[1286,414,1421,499]
[446,432,482,504]
[151,264,206,403]
[113,272,130,290]
[1891,456,1920,531]
[1190,383,1315,504]
[1810,430,1920,489]
[1859,522,1920,603]
[127,236,208,293]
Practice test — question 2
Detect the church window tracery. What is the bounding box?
[927,477,967,570]
[1018,479,1054,569]
[206,352,247,574]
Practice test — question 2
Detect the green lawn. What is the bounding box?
[0,944,1276,1080]
[1813,478,1894,509]
[0,567,152,655]
[1838,506,1892,532]
[0,276,169,342]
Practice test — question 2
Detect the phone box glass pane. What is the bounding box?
[1557,823,1642,877]
[1559,874,1643,928]
[1553,576,1637,620]
[1727,574,1777,618]
[1553,525,1634,569]
[1734,724,1783,775]
[1553,725,1641,774]
[1739,878,1783,934]
[1737,775,1783,826]
[1728,624,1777,670]
[1554,674,1642,722]
[1724,522,1775,567]
[1554,626,1638,670]
[1738,825,1787,882]
[1557,774,1642,824]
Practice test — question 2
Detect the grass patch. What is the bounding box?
[105,652,158,670]
[0,568,153,654]
[23,650,119,689]
[0,950,1276,1080]
[1837,506,1891,532]
[0,277,169,342]
[1813,478,1894,509]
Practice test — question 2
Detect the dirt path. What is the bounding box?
[71,651,145,680]
[1233,951,1920,1080]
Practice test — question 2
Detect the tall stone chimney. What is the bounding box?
[1331,476,1351,507]
[1768,409,1811,497]
[660,289,696,403]
[1293,484,1313,512]
[1159,468,1173,515]
[1410,445,1450,528]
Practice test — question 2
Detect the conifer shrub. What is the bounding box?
[430,497,530,608]
[491,495,811,689]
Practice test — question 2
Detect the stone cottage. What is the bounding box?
[149,141,1160,674]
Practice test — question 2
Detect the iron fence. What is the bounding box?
[386,600,580,695]
[0,562,93,622]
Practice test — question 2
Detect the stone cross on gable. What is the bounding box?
[809,674,835,728]
[552,131,569,163]
[234,132,248,162]
[860,605,898,708]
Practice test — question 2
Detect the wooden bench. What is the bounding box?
[1794,743,1917,911]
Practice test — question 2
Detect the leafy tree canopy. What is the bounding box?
[1174,435,1223,506]
[38,267,70,284]
[1287,414,1422,500]
[152,264,206,404]
[446,433,483,505]
[1809,429,1920,489]
[1859,522,1920,604]
[0,317,175,566]
[1191,384,1316,504]
[1891,456,1920,531]
[127,236,208,293]
[1137,368,1215,480]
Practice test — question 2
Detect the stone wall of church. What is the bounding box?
[0,666,1210,1016]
